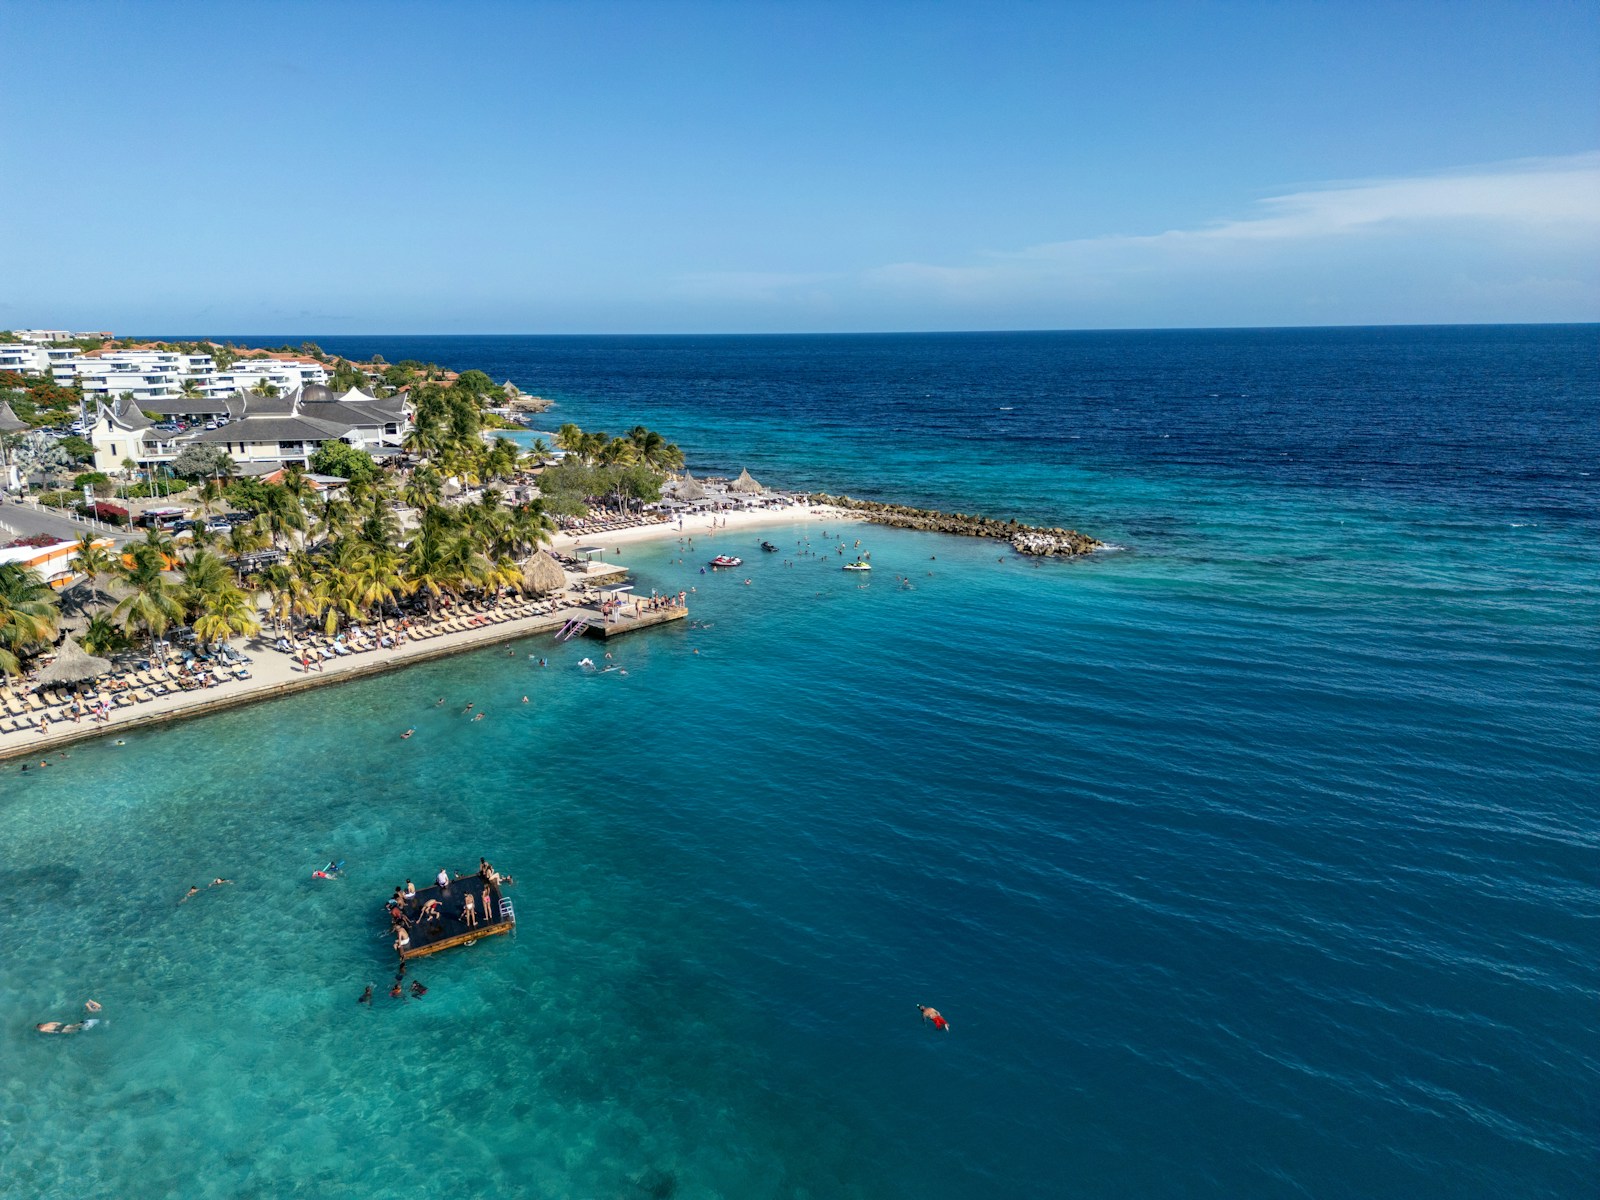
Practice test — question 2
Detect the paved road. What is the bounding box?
[0,499,134,546]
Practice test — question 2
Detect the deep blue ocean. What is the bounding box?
[2,328,1595,1199]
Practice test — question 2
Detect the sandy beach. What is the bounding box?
[548,499,862,553]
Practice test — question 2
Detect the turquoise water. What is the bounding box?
[6,329,1597,1197]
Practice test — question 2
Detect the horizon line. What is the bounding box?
[131,320,1600,340]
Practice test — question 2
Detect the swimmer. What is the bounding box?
[435,697,445,706]
[472,712,484,721]
[390,982,404,999]
[114,739,126,746]
[401,728,414,739]
[917,1004,950,1031]
[84,1000,102,1013]
[410,981,428,998]
[36,1021,87,1034]
[209,878,232,887]
[179,886,199,904]
[463,702,474,713]
[521,696,529,703]
[358,984,373,1004]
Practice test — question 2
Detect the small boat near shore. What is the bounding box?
[843,559,872,572]
[709,555,743,568]
[759,541,778,552]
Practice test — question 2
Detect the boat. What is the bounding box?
[709,555,743,568]
[759,541,778,553]
[843,559,872,572]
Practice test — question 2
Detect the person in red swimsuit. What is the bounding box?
[918,1004,950,1031]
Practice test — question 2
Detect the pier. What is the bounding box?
[562,601,688,640]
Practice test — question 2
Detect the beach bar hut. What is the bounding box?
[675,472,706,503]
[36,638,111,691]
[521,550,566,596]
[729,468,764,494]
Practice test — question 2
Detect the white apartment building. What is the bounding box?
[12,329,73,343]
[202,359,328,399]
[0,343,81,375]
[47,350,218,402]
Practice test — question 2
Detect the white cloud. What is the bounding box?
[863,154,1600,309]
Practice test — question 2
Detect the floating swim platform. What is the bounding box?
[391,872,515,960]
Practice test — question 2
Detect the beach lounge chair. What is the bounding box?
[133,689,154,703]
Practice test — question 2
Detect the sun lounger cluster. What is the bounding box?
[557,513,671,536]
[270,595,566,666]
[0,648,255,735]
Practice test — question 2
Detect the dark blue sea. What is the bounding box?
[3,327,1596,1198]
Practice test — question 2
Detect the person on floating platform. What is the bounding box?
[404,880,416,901]
[393,926,411,953]
[419,898,443,922]
[482,881,493,922]
[435,868,450,889]
[462,893,478,928]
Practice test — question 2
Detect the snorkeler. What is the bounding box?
[358,984,373,1004]
[179,886,199,904]
[917,1004,950,1031]
[410,981,428,998]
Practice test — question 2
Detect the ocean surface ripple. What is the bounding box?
[2,326,1595,1199]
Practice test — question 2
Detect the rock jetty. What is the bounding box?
[810,494,1102,557]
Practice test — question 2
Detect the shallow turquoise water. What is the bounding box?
[6,329,1597,1197]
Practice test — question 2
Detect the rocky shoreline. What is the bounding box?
[809,494,1103,557]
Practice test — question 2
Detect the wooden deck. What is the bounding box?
[393,872,515,961]
[576,603,688,639]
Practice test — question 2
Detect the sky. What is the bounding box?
[1,0,1596,334]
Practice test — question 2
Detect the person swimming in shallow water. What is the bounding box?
[358,984,373,1004]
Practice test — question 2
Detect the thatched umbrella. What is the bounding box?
[730,468,764,494]
[36,639,111,689]
[676,472,706,502]
[521,551,566,596]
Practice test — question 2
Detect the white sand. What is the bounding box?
[550,500,861,553]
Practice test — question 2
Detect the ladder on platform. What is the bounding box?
[499,897,516,924]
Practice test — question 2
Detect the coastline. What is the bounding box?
[1,502,864,763]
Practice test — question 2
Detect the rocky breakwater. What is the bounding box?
[811,495,1103,557]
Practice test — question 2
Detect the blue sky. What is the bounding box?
[1,1,1596,333]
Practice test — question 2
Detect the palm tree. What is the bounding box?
[113,543,184,656]
[72,534,117,592]
[257,563,302,638]
[401,465,443,511]
[259,485,307,549]
[193,588,260,648]
[250,378,280,398]
[0,563,59,677]
[82,613,125,656]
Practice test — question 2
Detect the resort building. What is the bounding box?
[201,358,328,399]
[0,343,82,375]
[185,387,408,466]
[86,386,410,473]
[87,396,186,472]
